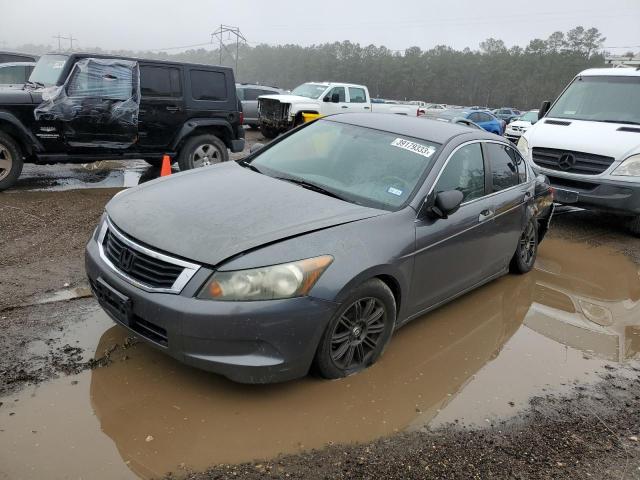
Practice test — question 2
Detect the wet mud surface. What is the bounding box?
[1,233,639,479]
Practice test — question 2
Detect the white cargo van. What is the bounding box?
[518,68,640,235]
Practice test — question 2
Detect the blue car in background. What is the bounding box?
[421,109,504,135]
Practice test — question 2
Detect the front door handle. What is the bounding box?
[363,106,370,110]
[478,209,494,222]
[341,105,349,109]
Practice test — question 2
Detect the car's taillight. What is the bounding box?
[239,111,244,125]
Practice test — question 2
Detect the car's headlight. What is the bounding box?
[198,255,333,301]
[612,154,640,177]
[517,136,530,160]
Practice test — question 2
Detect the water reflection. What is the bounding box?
[88,238,640,478]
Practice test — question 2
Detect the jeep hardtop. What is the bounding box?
[0,52,245,191]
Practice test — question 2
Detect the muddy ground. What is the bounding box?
[1,134,640,479]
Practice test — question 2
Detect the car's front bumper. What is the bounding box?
[85,239,338,383]
[532,169,640,216]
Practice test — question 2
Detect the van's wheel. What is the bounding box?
[0,132,23,192]
[314,279,396,379]
[628,216,640,236]
[510,219,538,274]
[259,125,279,139]
[178,134,228,171]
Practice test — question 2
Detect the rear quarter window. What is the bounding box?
[190,70,227,101]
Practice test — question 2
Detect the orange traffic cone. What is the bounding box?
[160,154,172,177]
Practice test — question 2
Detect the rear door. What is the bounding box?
[347,86,371,113]
[410,141,496,314]
[138,64,186,150]
[482,142,531,272]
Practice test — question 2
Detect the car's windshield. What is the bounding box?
[249,119,440,210]
[29,54,69,87]
[547,75,640,124]
[291,83,328,99]
[519,111,538,123]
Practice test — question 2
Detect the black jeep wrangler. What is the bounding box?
[0,53,245,191]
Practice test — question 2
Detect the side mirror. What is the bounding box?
[331,93,340,103]
[538,101,551,120]
[249,143,265,154]
[425,190,464,220]
[323,95,331,102]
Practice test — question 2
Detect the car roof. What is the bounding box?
[0,62,36,67]
[44,52,233,71]
[579,67,640,77]
[236,83,280,89]
[305,81,366,88]
[325,113,501,144]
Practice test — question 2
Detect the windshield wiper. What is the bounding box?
[276,176,353,203]
[25,80,45,89]
[238,159,263,174]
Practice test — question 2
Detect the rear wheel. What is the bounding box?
[510,219,538,274]
[314,279,396,379]
[177,134,228,171]
[0,132,23,192]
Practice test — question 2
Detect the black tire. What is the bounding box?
[314,279,396,379]
[628,216,640,237]
[259,125,279,139]
[510,219,538,274]
[0,132,23,192]
[177,134,228,171]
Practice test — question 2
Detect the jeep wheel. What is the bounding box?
[178,134,228,171]
[0,132,23,192]
[259,125,279,139]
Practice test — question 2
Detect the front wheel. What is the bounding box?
[0,132,23,192]
[314,279,396,379]
[510,219,538,274]
[259,125,280,139]
[177,134,228,171]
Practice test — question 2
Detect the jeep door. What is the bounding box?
[138,64,187,150]
[60,59,139,149]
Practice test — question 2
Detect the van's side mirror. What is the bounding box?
[250,143,264,154]
[425,190,464,220]
[538,101,551,120]
[331,93,340,103]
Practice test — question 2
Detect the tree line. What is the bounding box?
[12,26,608,110]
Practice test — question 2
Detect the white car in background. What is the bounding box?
[504,110,539,143]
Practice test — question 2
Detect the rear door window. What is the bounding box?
[191,70,227,101]
[140,65,181,97]
[348,87,367,103]
[486,143,520,191]
[434,142,485,203]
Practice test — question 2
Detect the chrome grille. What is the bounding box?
[532,147,615,175]
[258,98,289,121]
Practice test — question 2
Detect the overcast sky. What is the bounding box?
[2,0,639,53]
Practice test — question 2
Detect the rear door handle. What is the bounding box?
[341,106,349,109]
[166,106,180,112]
[478,209,494,222]
[364,106,370,110]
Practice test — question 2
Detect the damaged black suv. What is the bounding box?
[0,53,245,191]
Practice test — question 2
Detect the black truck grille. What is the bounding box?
[259,98,289,121]
[103,230,184,289]
[532,147,615,175]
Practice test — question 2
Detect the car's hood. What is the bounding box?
[0,87,36,104]
[106,162,387,266]
[509,120,533,128]
[525,118,640,159]
[259,94,321,105]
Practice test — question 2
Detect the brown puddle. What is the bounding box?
[1,237,639,479]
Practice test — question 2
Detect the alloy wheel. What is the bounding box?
[330,297,386,371]
[519,222,536,266]
[0,144,12,181]
[191,143,221,168]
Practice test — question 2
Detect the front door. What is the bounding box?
[322,86,350,115]
[137,64,186,150]
[409,141,497,315]
[59,58,139,149]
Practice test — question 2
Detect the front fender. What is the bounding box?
[0,110,43,153]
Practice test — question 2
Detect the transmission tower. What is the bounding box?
[210,25,246,74]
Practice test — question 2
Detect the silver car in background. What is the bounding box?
[236,83,284,128]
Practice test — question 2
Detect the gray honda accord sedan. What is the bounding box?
[85,113,553,383]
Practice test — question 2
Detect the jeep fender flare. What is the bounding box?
[171,119,234,151]
[0,110,44,153]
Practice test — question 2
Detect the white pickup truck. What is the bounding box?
[257,82,420,138]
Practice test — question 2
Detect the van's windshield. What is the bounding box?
[547,75,640,125]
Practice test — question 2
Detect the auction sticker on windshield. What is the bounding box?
[390,138,436,158]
